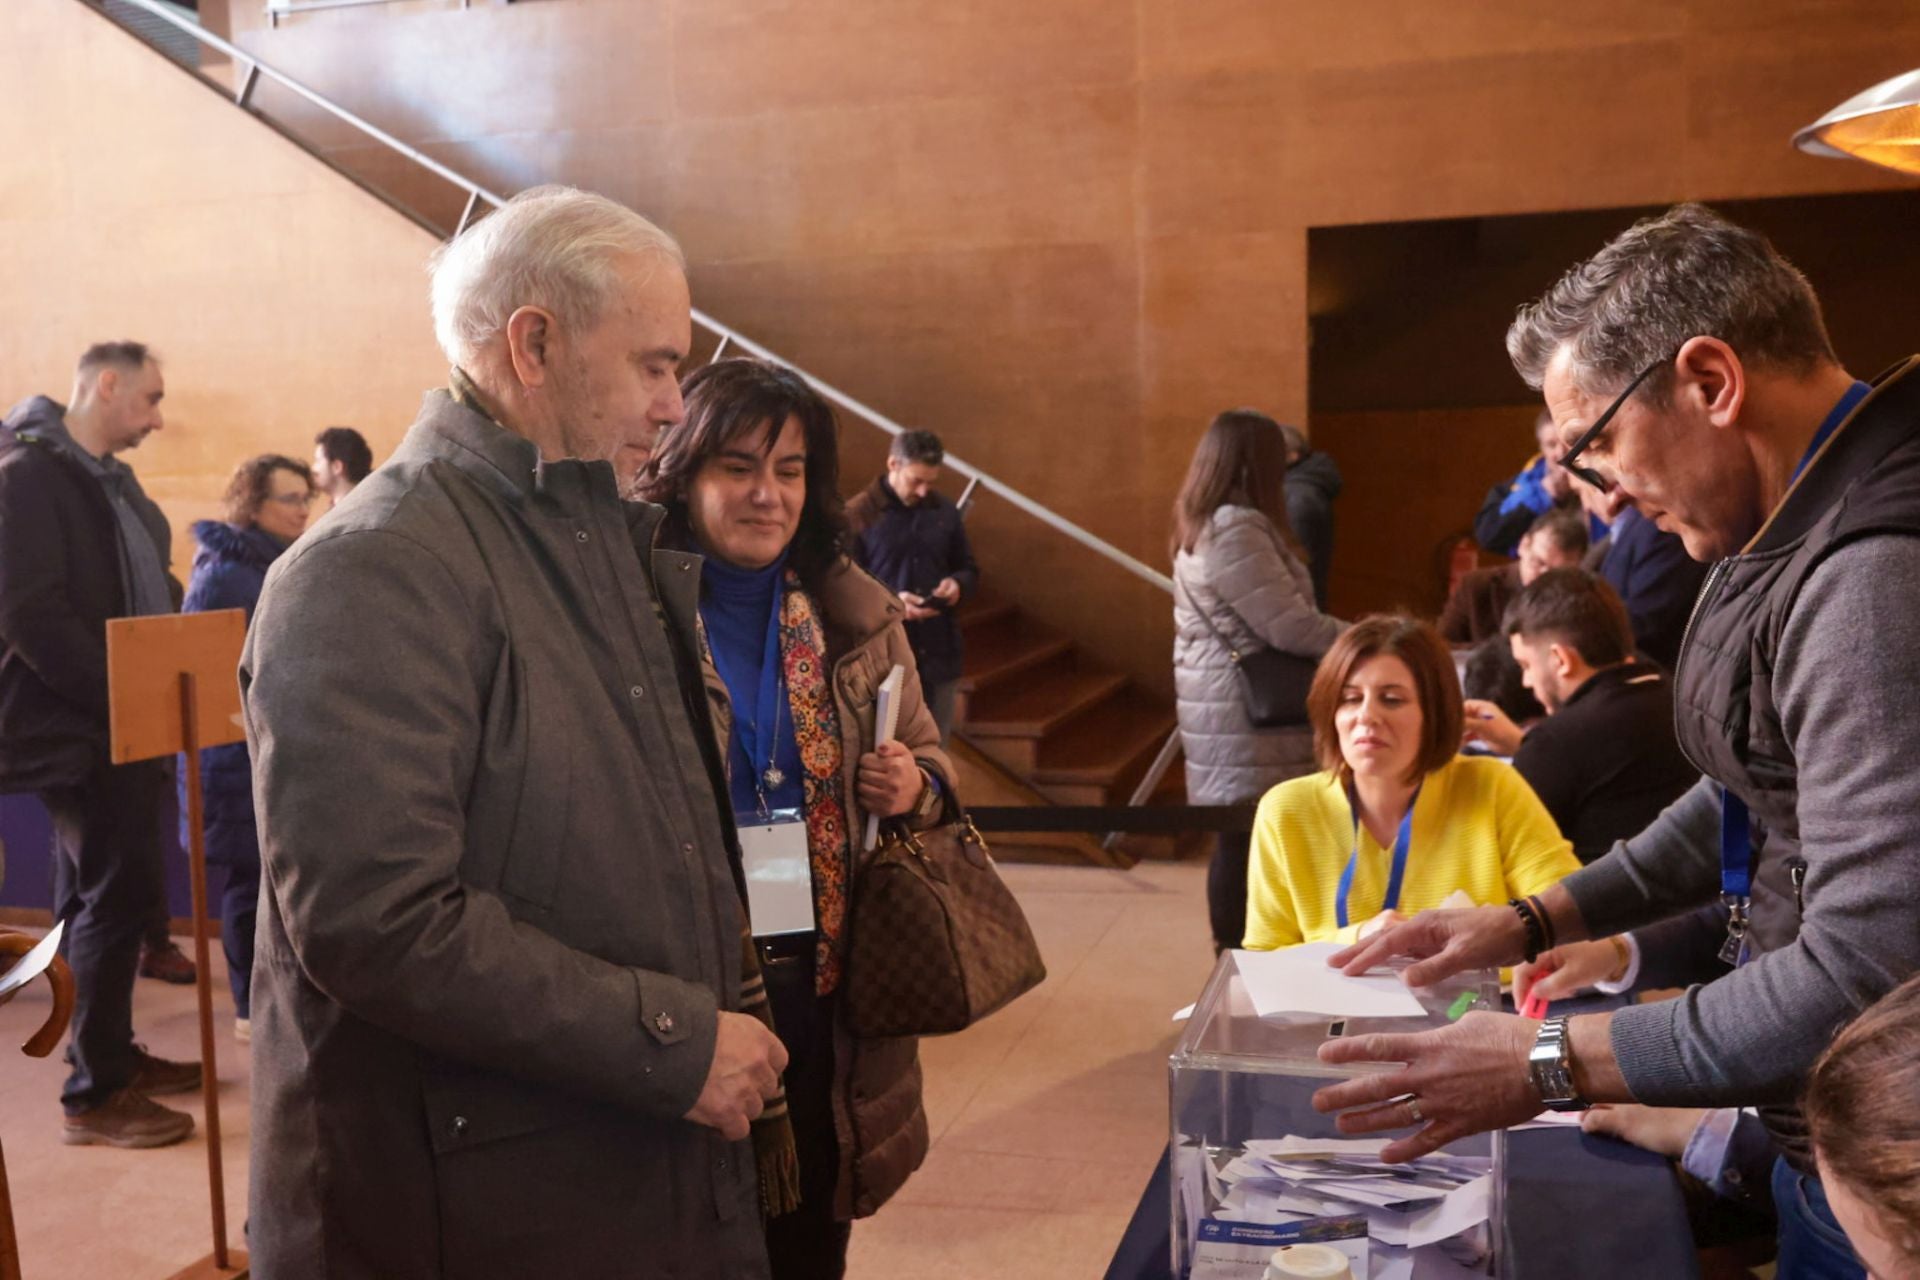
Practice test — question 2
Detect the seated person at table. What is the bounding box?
[1464,569,1698,863]
[1440,507,1588,646]
[1460,633,1543,747]
[1243,614,1580,948]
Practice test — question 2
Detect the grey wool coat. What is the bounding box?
[239,391,768,1280]
[1173,506,1347,806]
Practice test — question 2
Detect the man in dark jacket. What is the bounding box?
[0,341,201,1148]
[240,187,782,1279]
[312,424,374,507]
[1280,422,1341,608]
[1591,503,1708,671]
[845,429,979,740]
[1440,506,1587,646]
[1319,205,1920,1278]
[1463,568,1697,862]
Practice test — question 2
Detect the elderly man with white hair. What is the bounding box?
[239,186,784,1279]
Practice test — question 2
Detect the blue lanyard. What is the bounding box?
[1716,381,1868,963]
[1720,787,1753,900]
[1336,783,1420,929]
[702,573,788,808]
[1792,380,1870,484]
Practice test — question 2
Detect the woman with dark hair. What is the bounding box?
[1243,614,1578,948]
[636,357,951,1279]
[181,453,315,1040]
[1171,408,1346,951]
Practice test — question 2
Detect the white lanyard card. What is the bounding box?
[738,808,814,936]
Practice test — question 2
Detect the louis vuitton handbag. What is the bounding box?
[844,807,1046,1038]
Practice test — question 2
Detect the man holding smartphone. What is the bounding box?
[846,429,979,742]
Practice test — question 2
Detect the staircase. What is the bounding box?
[955,590,1181,811]
[78,0,1198,866]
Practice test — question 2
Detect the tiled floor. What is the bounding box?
[848,859,1212,1279]
[0,856,1212,1278]
[0,938,253,1277]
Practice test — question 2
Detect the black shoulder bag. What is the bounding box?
[1177,576,1319,729]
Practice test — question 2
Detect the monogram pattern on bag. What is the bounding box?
[846,825,1047,1038]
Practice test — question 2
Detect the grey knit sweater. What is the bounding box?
[1562,533,1920,1106]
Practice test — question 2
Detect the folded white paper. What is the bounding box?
[1402,1175,1493,1250]
[1232,944,1426,1020]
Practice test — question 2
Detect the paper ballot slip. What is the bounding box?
[863,664,906,852]
[1231,944,1427,1020]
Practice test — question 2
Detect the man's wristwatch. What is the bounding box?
[1528,1015,1589,1113]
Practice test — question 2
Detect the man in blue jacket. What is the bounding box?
[845,430,979,741]
[1471,408,1576,556]
[1590,503,1708,671]
[0,342,201,1148]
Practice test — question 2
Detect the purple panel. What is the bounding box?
[1,787,203,919]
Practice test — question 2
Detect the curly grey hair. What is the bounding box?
[1506,203,1836,397]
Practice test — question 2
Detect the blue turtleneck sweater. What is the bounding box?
[698,550,808,817]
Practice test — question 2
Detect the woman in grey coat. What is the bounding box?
[1172,409,1347,950]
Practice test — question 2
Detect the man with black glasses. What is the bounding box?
[1310,203,1920,1280]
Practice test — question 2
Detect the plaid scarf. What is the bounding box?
[738,932,802,1218]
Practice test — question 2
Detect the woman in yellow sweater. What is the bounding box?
[1244,614,1579,949]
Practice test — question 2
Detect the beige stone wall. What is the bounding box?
[1,0,448,576]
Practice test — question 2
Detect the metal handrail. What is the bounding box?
[106,0,504,229]
[102,0,1175,598]
[269,0,467,24]
[692,315,1176,594]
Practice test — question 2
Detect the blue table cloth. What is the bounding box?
[1105,1117,1700,1280]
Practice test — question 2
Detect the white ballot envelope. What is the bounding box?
[739,811,814,936]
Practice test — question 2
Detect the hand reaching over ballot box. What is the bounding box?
[1309,1011,1544,1163]
[1310,1007,1637,1163]
[1328,903,1530,988]
[1330,883,1591,987]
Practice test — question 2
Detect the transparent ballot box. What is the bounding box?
[1170,952,1506,1280]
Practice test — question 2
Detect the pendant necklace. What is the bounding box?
[758,675,789,794]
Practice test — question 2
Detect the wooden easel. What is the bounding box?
[106,611,250,1279]
[0,924,76,1280]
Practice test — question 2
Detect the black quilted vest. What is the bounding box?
[1672,356,1920,1166]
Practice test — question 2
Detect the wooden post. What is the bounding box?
[0,1137,19,1280]
[0,924,76,1280]
[105,612,250,1279]
[178,671,230,1271]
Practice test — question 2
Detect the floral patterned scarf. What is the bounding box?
[777,573,854,997]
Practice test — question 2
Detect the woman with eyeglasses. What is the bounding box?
[180,453,315,1041]
[1243,614,1579,949]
